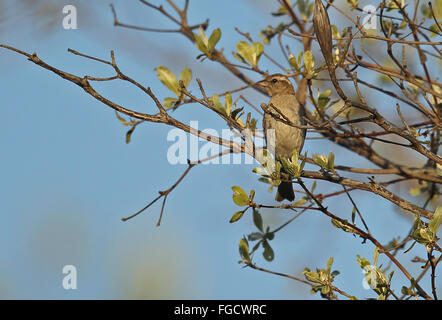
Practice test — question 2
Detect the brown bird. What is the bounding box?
[258,74,306,202]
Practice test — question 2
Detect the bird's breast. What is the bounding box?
[263,94,306,159]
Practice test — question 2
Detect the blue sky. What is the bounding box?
[0,0,440,299]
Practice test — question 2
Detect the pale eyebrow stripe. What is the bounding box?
[274,76,290,83]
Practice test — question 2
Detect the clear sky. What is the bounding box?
[0,0,439,299]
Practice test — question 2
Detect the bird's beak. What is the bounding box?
[256,80,268,87]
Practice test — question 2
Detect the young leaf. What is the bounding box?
[293,197,307,206]
[311,180,317,192]
[198,26,209,46]
[326,257,334,273]
[236,41,264,68]
[262,240,274,261]
[428,206,442,235]
[115,111,137,127]
[155,66,180,96]
[373,247,379,267]
[194,34,208,55]
[209,94,226,115]
[126,126,135,144]
[289,53,300,71]
[318,89,332,108]
[224,92,232,116]
[249,189,255,201]
[356,254,371,268]
[230,210,246,223]
[304,50,315,73]
[351,207,356,224]
[179,66,192,89]
[253,209,264,232]
[346,0,358,9]
[232,186,250,206]
[239,238,251,263]
[163,97,179,108]
[327,152,335,170]
[252,42,264,66]
[332,218,355,233]
[236,41,253,65]
[248,232,263,241]
[208,28,221,52]
[232,51,248,64]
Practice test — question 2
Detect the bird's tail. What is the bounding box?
[276,181,295,202]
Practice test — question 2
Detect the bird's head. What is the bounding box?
[257,74,295,97]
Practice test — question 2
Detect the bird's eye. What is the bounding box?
[271,78,278,83]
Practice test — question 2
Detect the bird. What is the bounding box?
[257,74,306,202]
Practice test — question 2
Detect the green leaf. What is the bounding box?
[303,270,319,283]
[115,111,137,126]
[239,238,251,263]
[327,152,335,170]
[265,231,275,241]
[249,189,255,201]
[209,94,226,115]
[236,41,253,64]
[289,53,300,71]
[253,209,264,232]
[312,154,328,169]
[318,89,332,108]
[351,207,356,224]
[321,286,330,295]
[235,41,264,68]
[356,255,371,268]
[304,50,315,73]
[231,106,244,120]
[388,270,394,285]
[224,92,232,116]
[262,240,274,261]
[198,26,209,46]
[293,197,307,206]
[403,240,417,253]
[232,186,250,206]
[411,215,435,244]
[155,66,180,96]
[311,181,317,193]
[429,206,442,235]
[409,186,422,196]
[421,3,433,18]
[252,42,264,65]
[232,51,248,64]
[332,218,355,233]
[208,28,221,52]
[125,126,135,144]
[373,247,379,267]
[194,34,208,55]
[230,210,246,223]
[248,232,263,241]
[179,66,192,89]
[116,111,127,125]
[163,97,179,108]
[326,257,334,273]
[346,0,358,9]
[331,25,340,39]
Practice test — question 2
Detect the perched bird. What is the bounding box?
[258,74,306,202]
